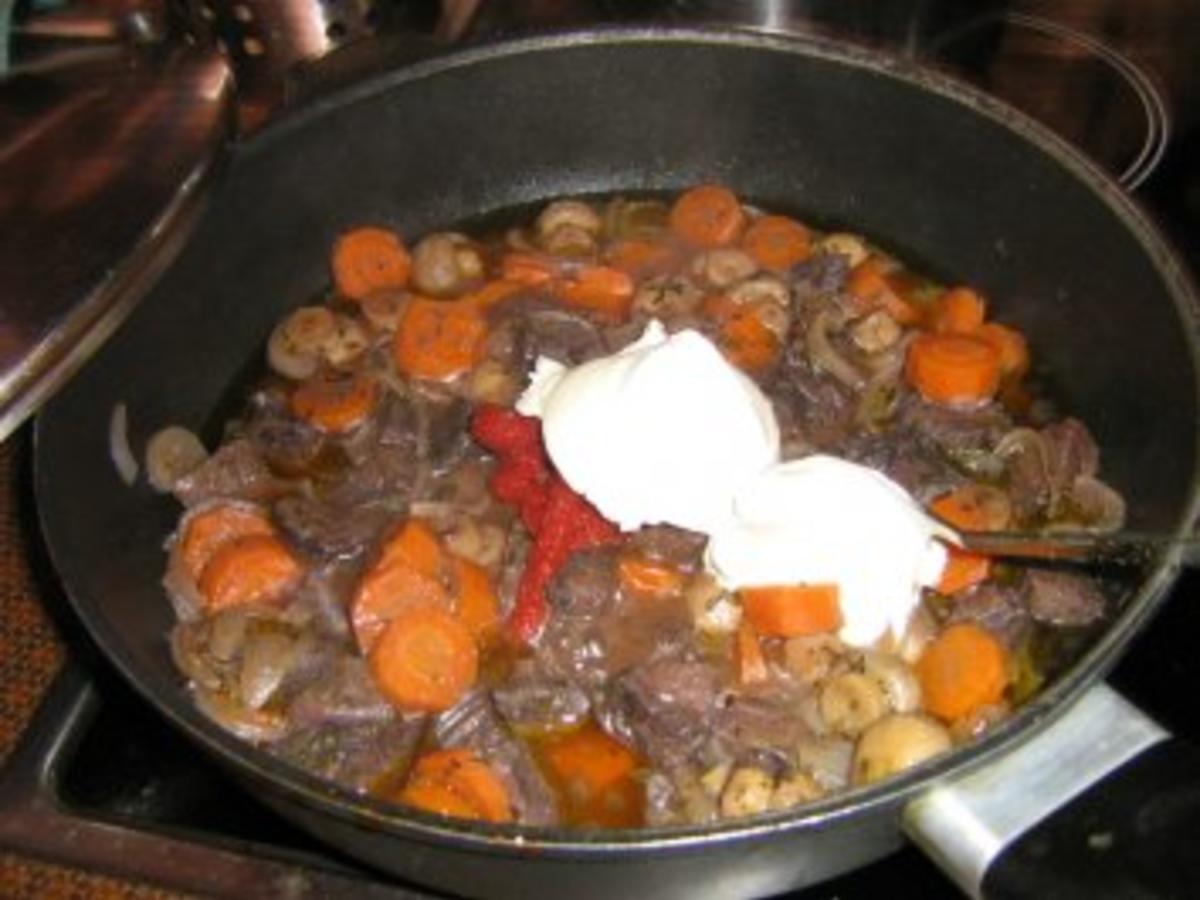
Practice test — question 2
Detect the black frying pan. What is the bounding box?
[32,28,1200,899]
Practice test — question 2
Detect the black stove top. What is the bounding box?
[3,2,1199,897]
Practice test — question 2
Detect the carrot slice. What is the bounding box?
[351,520,450,652]
[928,287,987,334]
[617,553,684,600]
[393,297,488,381]
[929,483,1012,532]
[937,546,993,595]
[351,561,449,653]
[906,332,1001,406]
[369,606,478,712]
[464,278,523,311]
[916,622,1009,721]
[741,215,811,271]
[197,534,302,611]
[179,504,274,581]
[537,722,642,827]
[555,265,635,320]
[735,621,769,685]
[290,371,379,434]
[332,227,412,300]
[977,322,1030,378]
[846,257,921,325]
[381,519,445,577]
[499,252,556,286]
[739,583,842,637]
[669,185,746,248]
[451,555,500,640]
[605,238,679,277]
[401,749,513,823]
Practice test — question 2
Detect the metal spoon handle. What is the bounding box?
[956,529,1200,568]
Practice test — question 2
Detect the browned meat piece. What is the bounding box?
[435,691,558,825]
[895,392,1012,469]
[768,347,857,451]
[243,392,327,475]
[488,298,606,372]
[714,690,808,764]
[596,659,723,770]
[273,494,391,560]
[271,717,425,791]
[1002,418,1103,523]
[172,439,279,507]
[286,656,394,728]
[492,662,591,732]
[840,428,963,503]
[788,253,850,308]
[946,581,1033,648]
[627,525,707,573]
[547,547,619,618]
[1026,570,1106,626]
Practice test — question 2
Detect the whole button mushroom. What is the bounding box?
[411,232,485,297]
[852,713,952,785]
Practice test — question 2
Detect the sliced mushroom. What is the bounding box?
[692,248,758,289]
[632,274,703,320]
[145,426,208,493]
[541,223,597,258]
[411,232,485,297]
[323,315,371,369]
[852,713,951,785]
[850,309,901,354]
[537,199,601,238]
[861,651,921,713]
[819,671,889,737]
[770,771,824,810]
[719,766,775,818]
[806,309,867,390]
[359,290,408,333]
[267,306,337,380]
[818,233,869,268]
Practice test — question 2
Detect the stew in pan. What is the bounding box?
[152,185,1125,829]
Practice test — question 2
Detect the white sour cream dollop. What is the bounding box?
[705,455,955,646]
[517,321,779,533]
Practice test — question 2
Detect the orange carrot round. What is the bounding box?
[351,561,449,653]
[739,583,842,637]
[393,298,488,381]
[704,295,781,373]
[179,504,274,581]
[936,546,993,595]
[290,371,379,433]
[929,483,1012,532]
[332,227,412,300]
[400,748,513,830]
[450,555,500,640]
[906,332,1001,406]
[351,520,450,652]
[369,606,478,712]
[537,722,642,827]
[916,622,1009,721]
[197,533,302,611]
[977,322,1030,378]
[498,252,555,286]
[401,749,513,823]
[929,287,987,334]
[847,258,921,325]
[741,215,811,271]
[617,554,685,600]
[605,238,679,277]
[669,185,747,248]
[555,265,635,320]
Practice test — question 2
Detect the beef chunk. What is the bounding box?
[274,494,391,560]
[946,581,1033,648]
[1026,570,1106,626]
[172,439,278,506]
[435,691,558,825]
[768,346,857,451]
[547,547,619,618]
[628,525,707,573]
[271,717,424,791]
[492,662,591,732]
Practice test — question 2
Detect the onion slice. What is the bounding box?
[108,403,138,486]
